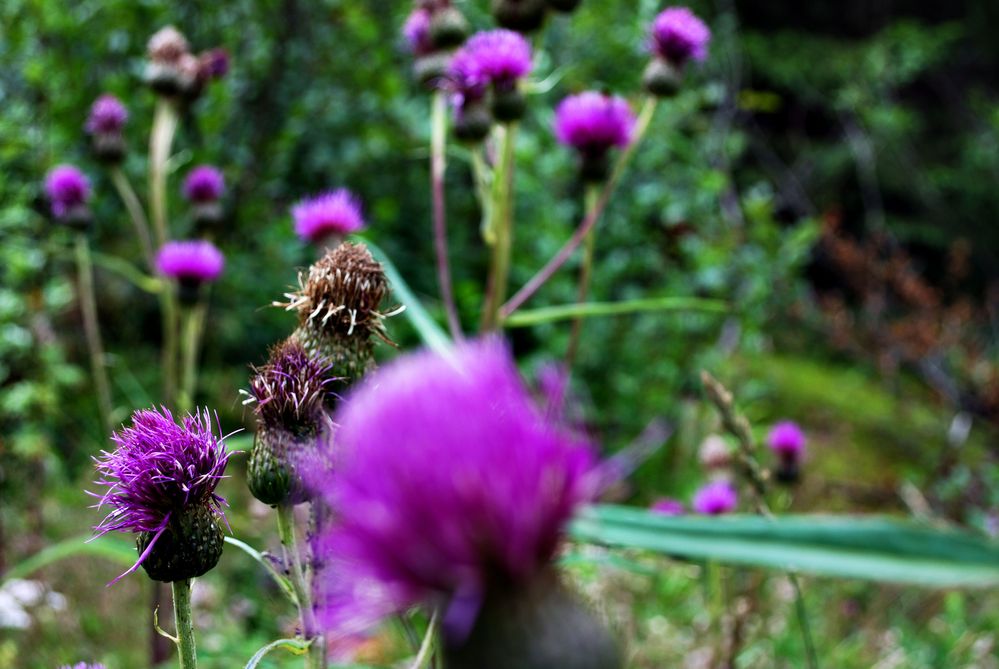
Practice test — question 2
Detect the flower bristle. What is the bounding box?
[248,338,336,433]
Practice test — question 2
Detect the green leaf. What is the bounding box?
[223,536,297,604]
[360,238,451,354]
[503,297,729,328]
[244,637,310,669]
[570,505,999,587]
[2,534,135,583]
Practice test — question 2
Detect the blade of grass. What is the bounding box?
[504,296,729,328]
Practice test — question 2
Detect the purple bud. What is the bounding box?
[692,480,737,515]
[292,189,366,244]
[182,165,225,203]
[651,498,685,516]
[651,7,711,66]
[85,94,128,135]
[44,165,91,219]
[156,240,225,284]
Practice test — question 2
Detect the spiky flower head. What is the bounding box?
[85,95,128,135]
[767,420,806,458]
[692,480,737,515]
[292,189,366,244]
[92,407,231,582]
[156,239,224,287]
[44,165,91,220]
[304,338,599,640]
[183,165,225,203]
[651,7,711,66]
[651,498,685,515]
[248,338,336,434]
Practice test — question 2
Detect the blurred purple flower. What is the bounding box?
[198,48,230,80]
[554,91,636,156]
[692,480,737,515]
[44,165,91,218]
[59,664,107,669]
[156,240,225,284]
[403,7,434,55]
[292,189,366,243]
[85,94,128,135]
[452,29,532,90]
[182,165,225,203]
[304,338,599,639]
[651,6,711,65]
[767,420,806,458]
[91,407,231,580]
[651,498,685,516]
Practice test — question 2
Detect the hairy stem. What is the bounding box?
[110,166,155,270]
[276,504,323,669]
[564,184,601,368]
[481,123,518,331]
[171,578,197,669]
[430,91,462,340]
[74,233,113,435]
[501,97,658,318]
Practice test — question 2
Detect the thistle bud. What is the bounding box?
[44,165,92,232]
[547,0,582,12]
[767,421,806,486]
[491,86,527,123]
[414,51,453,89]
[137,503,224,582]
[492,0,548,33]
[429,5,469,50]
[278,242,393,386]
[155,240,225,306]
[642,58,682,97]
[454,100,493,143]
[444,570,622,669]
[85,95,128,164]
[183,165,226,230]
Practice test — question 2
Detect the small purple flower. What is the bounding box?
[554,92,636,156]
[182,165,225,203]
[651,498,685,516]
[292,189,366,243]
[85,94,128,135]
[304,338,598,638]
[59,664,107,669]
[156,240,225,284]
[198,48,230,80]
[44,165,91,218]
[403,7,434,55]
[767,420,806,458]
[692,480,737,515]
[651,7,711,66]
[91,407,231,581]
[454,29,532,90]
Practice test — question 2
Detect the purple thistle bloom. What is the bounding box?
[44,165,91,218]
[303,338,599,638]
[249,338,337,432]
[403,7,434,55]
[182,165,225,203]
[292,189,366,243]
[454,29,532,90]
[85,94,128,135]
[767,420,806,458]
[651,497,685,516]
[59,664,107,669]
[91,407,231,581]
[692,480,738,515]
[651,7,711,66]
[156,240,225,284]
[554,91,636,156]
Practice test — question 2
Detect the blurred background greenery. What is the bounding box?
[2,0,999,667]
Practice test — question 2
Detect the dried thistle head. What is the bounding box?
[147,25,190,64]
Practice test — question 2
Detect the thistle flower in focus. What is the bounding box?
[156,240,225,305]
[453,29,533,122]
[643,7,711,97]
[304,339,620,669]
[767,420,806,484]
[183,165,226,228]
[554,91,636,181]
[493,0,549,33]
[91,407,232,583]
[85,94,128,164]
[278,242,394,387]
[44,165,92,230]
[292,189,366,247]
[692,479,738,515]
[246,338,337,505]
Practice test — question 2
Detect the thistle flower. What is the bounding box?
[292,189,366,245]
[44,165,92,228]
[554,91,636,181]
[492,0,549,33]
[183,165,225,203]
[448,48,492,141]
[148,25,189,64]
[643,7,710,97]
[91,407,232,583]
[651,498,685,516]
[59,664,107,669]
[304,340,619,667]
[85,95,128,135]
[403,7,434,56]
[156,240,225,305]
[767,420,806,484]
[453,30,533,121]
[246,338,337,505]
[692,480,738,515]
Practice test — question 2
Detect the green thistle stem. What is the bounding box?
[481,122,518,331]
[178,301,206,413]
[74,233,113,435]
[109,166,154,270]
[564,184,602,368]
[276,503,323,669]
[430,91,462,340]
[171,578,197,669]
